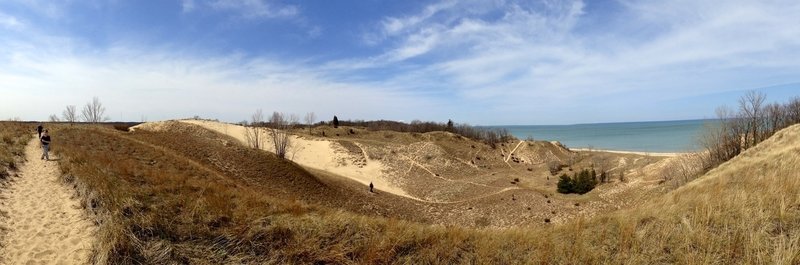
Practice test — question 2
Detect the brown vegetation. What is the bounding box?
[0,122,31,180]
[49,123,800,264]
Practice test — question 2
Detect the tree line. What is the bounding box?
[330,118,514,148]
[701,91,800,170]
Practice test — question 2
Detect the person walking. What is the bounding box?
[40,130,51,161]
[37,124,43,139]
[369,182,374,193]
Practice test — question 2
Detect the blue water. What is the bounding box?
[492,119,715,153]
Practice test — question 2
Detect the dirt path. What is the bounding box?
[0,137,96,265]
[505,140,524,162]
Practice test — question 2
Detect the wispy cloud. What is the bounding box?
[0,36,438,122]
[343,0,800,123]
[0,11,24,29]
[185,0,299,20]
[2,0,799,124]
[181,0,196,13]
[3,0,71,19]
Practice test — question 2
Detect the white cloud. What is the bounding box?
[0,39,439,122]
[2,0,800,124]
[381,0,457,36]
[181,0,196,13]
[179,0,298,20]
[0,11,24,29]
[4,0,71,19]
[352,0,800,120]
[208,0,297,19]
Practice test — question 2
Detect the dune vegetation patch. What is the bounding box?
[0,122,32,180]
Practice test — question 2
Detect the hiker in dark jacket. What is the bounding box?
[37,124,43,139]
[40,130,51,161]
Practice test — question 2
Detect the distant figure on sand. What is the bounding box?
[37,124,43,139]
[40,130,51,161]
[369,182,374,193]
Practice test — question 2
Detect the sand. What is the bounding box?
[0,137,96,265]
[172,120,414,199]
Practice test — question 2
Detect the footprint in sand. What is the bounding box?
[0,136,97,265]
[33,250,54,259]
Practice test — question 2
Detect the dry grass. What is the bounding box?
[49,123,800,264]
[0,121,34,249]
[0,122,32,180]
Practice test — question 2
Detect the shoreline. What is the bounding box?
[571,148,690,157]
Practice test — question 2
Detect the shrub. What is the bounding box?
[557,169,598,194]
[548,161,566,175]
[556,174,574,194]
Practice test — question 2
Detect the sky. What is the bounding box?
[1,0,799,125]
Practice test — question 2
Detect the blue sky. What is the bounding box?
[1,0,799,125]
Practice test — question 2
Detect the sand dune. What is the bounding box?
[0,137,96,265]
[136,120,413,199]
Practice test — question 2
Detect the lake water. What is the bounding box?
[493,119,715,153]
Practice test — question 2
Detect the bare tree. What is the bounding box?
[738,90,765,148]
[786,97,800,125]
[700,93,800,174]
[289,113,299,127]
[660,152,706,189]
[764,102,786,136]
[48,114,60,122]
[62,105,78,124]
[244,109,265,149]
[699,106,741,168]
[304,112,316,132]
[81,97,109,123]
[269,112,292,159]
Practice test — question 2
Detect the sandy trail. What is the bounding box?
[504,140,524,162]
[0,137,96,265]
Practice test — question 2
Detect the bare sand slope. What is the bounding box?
[135,120,412,199]
[0,137,96,265]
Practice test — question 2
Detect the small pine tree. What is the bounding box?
[333,115,339,128]
[573,169,588,194]
[571,169,598,194]
[557,174,574,194]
